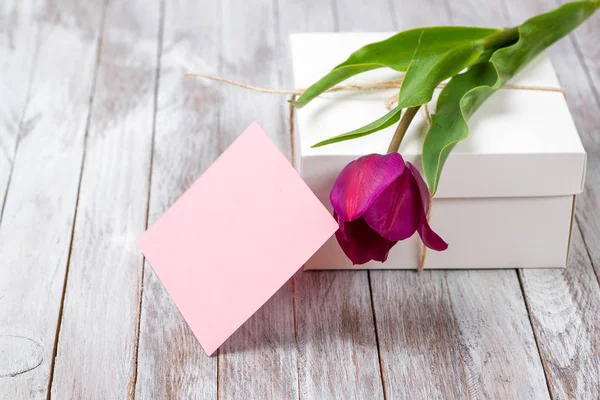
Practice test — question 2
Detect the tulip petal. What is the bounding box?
[407,162,448,251]
[334,212,397,265]
[330,153,405,221]
[363,170,421,241]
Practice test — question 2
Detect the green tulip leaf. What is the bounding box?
[311,105,403,148]
[421,63,497,195]
[422,0,600,194]
[291,26,499,109]
[311,30,495,148]
[396,35,490,109]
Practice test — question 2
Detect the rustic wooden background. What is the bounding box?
[1,0,599,398]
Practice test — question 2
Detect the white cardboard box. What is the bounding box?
[290,33,586,270]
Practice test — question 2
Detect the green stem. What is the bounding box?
[387,106,420,154]
[481,26,519,50]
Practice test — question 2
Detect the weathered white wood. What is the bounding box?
[370,271,469,399]
[339,1,544,398]
[555,0,600,280]
[578,156,600,283]
[134,0,220,398]
[388,0,451,28]
[559,0,600,98]
[0,0,38,216]
[279,0,386,398]
[335,0,396,31]
[216,1,298,398]
[445,270,550,399]
[520,224,600,398]
[294,272,386,399]
[365,4,477,398]
[382,2,549,399]
[49,0,160,397]
[510,0,600,149]
[503,1,600,398]
[0,1,105,398]
[218,280,297,399]
[442,3,550,398]
[0,0,598,398]
[294,272,384,399]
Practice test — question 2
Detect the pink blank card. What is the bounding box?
[137,122,337,355]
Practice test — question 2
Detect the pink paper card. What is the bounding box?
[137,122,337,356]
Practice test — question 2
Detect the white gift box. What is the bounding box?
[290,33,586,270]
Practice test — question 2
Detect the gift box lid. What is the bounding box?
[291,33,586,199]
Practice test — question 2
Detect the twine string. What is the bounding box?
[185,72,567,105]
[188,72,567,271]
[184,72,404,95]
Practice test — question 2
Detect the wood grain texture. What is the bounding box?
[0,1,106,398]
[445,270,550,399]
[0,0,599,399]
[388,2,548,399]
[338,1,545,398]
[279,0,386,398]
[555,0,600,281]
[503,0,600,398]
[442,2,550,398]
[578,155,600,283]
[294,271,384,400]
[373,269,549,399]
[135,0,219,398]
[216,1,298,398]
[0,0,38,217]
[366,5,472,398]
[49,0,160,397]
[520,224,600,399]
[371,271,468,399]
[558,0,600,97]
[388,0,451,28]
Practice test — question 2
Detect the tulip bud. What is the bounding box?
[330,153,448,265]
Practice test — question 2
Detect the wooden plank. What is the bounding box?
[374,270,548,395]
[365,6,471,399]
[388,0,451,27]
[377,1,550,398]
[558,0,600,97]
[217,283,297,400]
[0,0,38,216]
[502,0,600,398]
[445,271,550,398]
[578,155,600,283]
[443,2,550,398]
[336,0,546,398]
[370,271,469,398]
[293,271,384,399]
[48,0,160,398]
[555,0,600,280]
[279,0,385,398]
[215,1,298,398]
[0,1,106,398]
[134,0,220,398]
[520,224,600,398]
[515,0,600,152]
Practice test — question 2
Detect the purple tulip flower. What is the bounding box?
[330,153,448,265]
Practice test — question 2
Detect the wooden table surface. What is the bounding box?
[1,0,599,398]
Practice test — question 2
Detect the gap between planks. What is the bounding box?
[45,1,110,397]
[0,25,39,225]
[127,0,167,398]
[367,271,388,400]
[515,270,555,399]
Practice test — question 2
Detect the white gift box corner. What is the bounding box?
[290,32,586,270]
